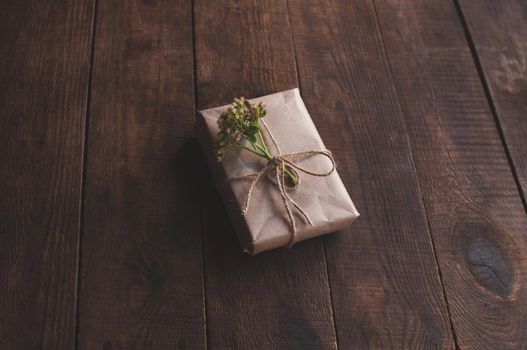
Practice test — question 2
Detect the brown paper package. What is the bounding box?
[195,88,359,255]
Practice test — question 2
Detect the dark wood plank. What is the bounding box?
[458,0,527,204]
[194,0,338,348]
[374,0,527,348]
[0,0,94,348]
[287,0,455,348]
[77,0,205,348]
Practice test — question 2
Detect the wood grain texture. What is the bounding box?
[374,0,527,348]
[77,0,205,348]
[194,0,338,348]
[287,0,455,348]
[0,0,94,348]
[458,0,527,203]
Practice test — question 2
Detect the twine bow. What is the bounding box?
[230,120,335,247]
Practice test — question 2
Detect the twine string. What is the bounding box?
[229,119,335,247]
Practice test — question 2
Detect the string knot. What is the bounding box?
[270,156,283,166]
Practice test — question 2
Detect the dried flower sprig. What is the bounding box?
[216,97,298,185]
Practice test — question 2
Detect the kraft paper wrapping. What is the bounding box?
[195,88,359,255]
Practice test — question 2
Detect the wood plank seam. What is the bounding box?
[283,0,341,347]
[321,243,342,349]
[74,1,99,349]
[451,0,527,214]
[369,1,461,348]
[199,211,210,350]
[190,0,209,347]
[283,0,303,92]
[190,0,208,348]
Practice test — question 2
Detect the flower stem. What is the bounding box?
[253,143,298,186]
[237,144,265,158]
[258,129,269,153]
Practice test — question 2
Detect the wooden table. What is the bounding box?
[1,0,526,349]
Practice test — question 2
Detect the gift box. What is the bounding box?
[195,88,359,255]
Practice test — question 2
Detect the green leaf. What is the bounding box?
[245,133,257,143]
[245,125,259,135]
